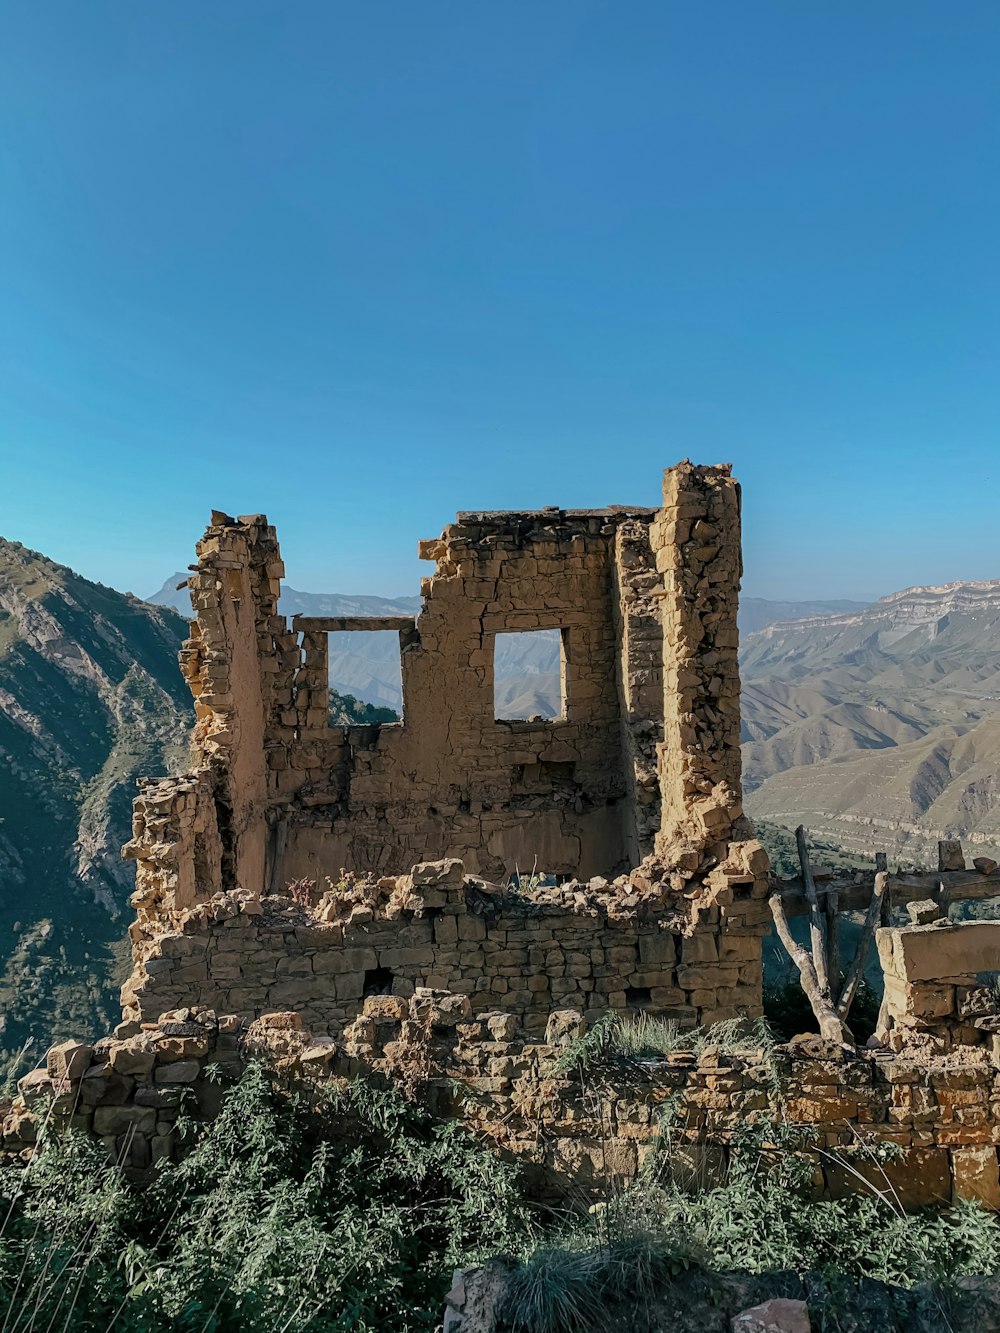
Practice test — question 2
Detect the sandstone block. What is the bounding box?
[545,1010,586,1047]
[46,1040,92,1082]
[878,922,1000,984]
[154,1061,201,1084]
[952,1145,1000,1209]
[93,1106,156,1137]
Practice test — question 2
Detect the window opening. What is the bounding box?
[494,628,564,721]
[328,631,402,727]
[508,869,574,890]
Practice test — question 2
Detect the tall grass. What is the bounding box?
[551,1011,775,1074]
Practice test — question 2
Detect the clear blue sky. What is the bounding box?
[0,2,997,602]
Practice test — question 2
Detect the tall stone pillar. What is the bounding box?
[652,461,744,859]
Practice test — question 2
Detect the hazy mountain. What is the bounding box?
[151,582,853,719]
[0,540,191,1058]
[148,572,421,621]
[741,580,1000,863]
[738,598,868,635]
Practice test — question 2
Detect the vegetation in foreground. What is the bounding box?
[0,1064,529,1332]
[3,1060,1000,1331]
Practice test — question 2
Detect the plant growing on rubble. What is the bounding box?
[490,1116,1000,1332]
[551,1012,775,1076]
[285,877,319,908]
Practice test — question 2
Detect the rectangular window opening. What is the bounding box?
[328,631,403,727]
[494,628,565,721]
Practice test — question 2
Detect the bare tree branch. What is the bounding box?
[768,889,850,1043]
[796,825,830,999]
[837,870,889,1021]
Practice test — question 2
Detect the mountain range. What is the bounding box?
[149,577,865,719]
[740,581,1000,863]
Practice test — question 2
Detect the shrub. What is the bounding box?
[0,1063,533,1332]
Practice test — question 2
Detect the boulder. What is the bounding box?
[545,1010,586,1047]
[409,858,466,888]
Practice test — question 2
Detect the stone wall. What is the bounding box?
[338,992,1000,1211]
[125,462,746,894]
[121,460,766,1037]
[7,996,1000,1212]
[123,845,772,1036]
[877,921,1000,1052]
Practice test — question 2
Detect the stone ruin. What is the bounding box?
[120,459,772,1035]
[7,458,1000,1213]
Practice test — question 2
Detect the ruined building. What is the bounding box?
[7,459,1000,1213]
[121,461,772,1034]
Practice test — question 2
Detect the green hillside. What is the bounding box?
[0,538,190,1063]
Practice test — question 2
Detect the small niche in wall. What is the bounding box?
[494,629,565,721]
[363,967,395,997]
[328,631,402,727]
[508,869,574,890]
[625,986,652,1009]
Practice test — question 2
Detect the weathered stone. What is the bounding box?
[46,1040,92,1082]
[93,1105,156,1136]
[907,899,941,925]
[953,1145,1000,1209]
[154,1061,201,1084]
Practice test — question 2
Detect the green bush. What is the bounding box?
[0,1064,532,1332]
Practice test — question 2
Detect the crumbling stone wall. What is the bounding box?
[126,462,745,889]
[122,846,771,1035]
[123,460,765,1035]
[6,999,1000,1212]
[877,921,1000,1051]
[340,993,1000,1211]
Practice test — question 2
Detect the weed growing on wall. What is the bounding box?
[493,1115,1000,1331]
[551,1012,776,1075]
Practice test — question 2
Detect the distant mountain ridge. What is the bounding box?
[738,597,869,635]
[147,573,421,620]
[741,578,1000,864]
[149,578,870,716]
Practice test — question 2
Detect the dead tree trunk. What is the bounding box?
[770,828,890,1046]
[768,890,851,1042]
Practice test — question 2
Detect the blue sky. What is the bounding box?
[0,1,997,602]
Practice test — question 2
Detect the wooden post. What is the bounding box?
[826,888,840,998]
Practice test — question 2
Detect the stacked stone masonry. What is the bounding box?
[122,850,771,1036]
[877,921,1000,1052]
[122,461,768,1035]
[7,999,1000,1213]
